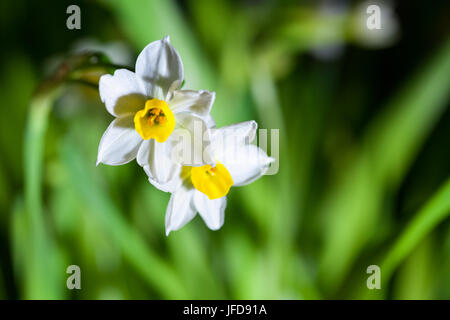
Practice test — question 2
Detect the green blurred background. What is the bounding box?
[0,0,449,299]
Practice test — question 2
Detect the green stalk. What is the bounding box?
[380,178,450,283]
[23,89,64,299]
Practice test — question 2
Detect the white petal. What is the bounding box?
[204,114,216,129]
[137,138,181,185]
[168,90,215,116]
[212,120,274,186]
[97,115,142,166]
[173,113,215,166]
[222,144,274,186]
[143,164,183,193]
[212,120,258,164]
[135,36,184,100]
[213,120,257,146]
[165,185,196,236]
[165,79,183,101]
[99,69,147,117]
[193,191,227,230]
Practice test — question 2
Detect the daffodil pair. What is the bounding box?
[97,36,273,235]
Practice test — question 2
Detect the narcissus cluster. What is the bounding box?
[97,36,273,235]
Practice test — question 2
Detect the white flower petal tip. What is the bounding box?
[135,36,184,99]
[247,120,258,129]
[164,187,196,235]
[260,156,276,168]
[244,120,258,143]
[242,120,258,141]
[259,156,276,177]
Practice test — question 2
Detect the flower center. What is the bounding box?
[134,98,175,142]
[190,162,233,200]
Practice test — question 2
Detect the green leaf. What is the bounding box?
[23,90,66,299]
[381,178,450,283]
[318,37,450,293]
[60,138,189,298]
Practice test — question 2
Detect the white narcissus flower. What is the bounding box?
[143,121,274,235]
[97,36,215,184]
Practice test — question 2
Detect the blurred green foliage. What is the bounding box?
[0,0,449,299]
